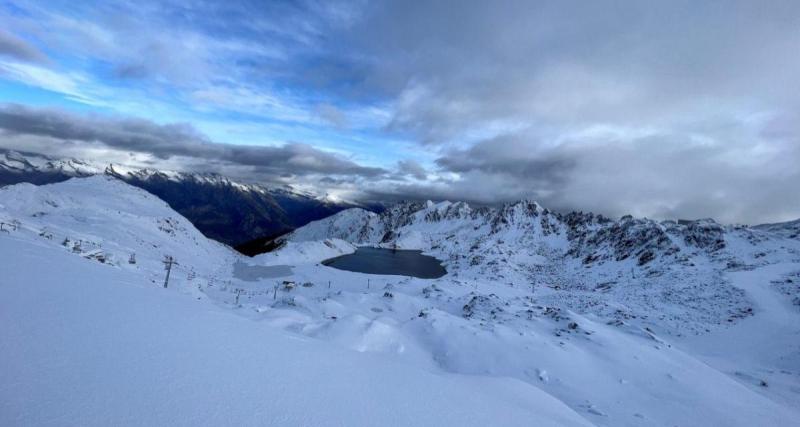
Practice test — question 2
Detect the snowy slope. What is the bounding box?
[278,200,800,335]
[2,177,799,426]
[0,227,590,427]
[269,199,800,425]
[0,175,235,286]
[0,177,596,426]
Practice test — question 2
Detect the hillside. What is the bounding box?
[0,149,354,248]
[1,178,799,426]
[0,177,587,426]
[278,199,800,336]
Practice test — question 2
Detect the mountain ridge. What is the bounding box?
[0,149,360,248]
[272,198,800,336]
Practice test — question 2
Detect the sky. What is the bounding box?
[0,0,799,224]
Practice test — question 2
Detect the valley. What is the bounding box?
[0,149,358,248]
[3,3,797,425]
[1,177,798,426]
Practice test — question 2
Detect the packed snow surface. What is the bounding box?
[2,177,800,426]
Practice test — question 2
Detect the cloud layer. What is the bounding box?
[1,1,799,223]
[0,104,384,181]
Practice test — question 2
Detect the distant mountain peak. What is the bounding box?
[0,149,357,249]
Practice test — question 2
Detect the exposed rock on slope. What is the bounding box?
[277,199,800,335]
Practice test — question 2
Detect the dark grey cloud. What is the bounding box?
[396,159,427,180]
[0,29,48,64]
[0,103,384,179]
[330,0,800,144]
[435,136,574,185]
[358,121,800,225]
[423,124,800,224]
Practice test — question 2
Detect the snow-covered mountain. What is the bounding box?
[0,149,356,249]
[0,149,101,182]
[2,177,799,426]
[1,177,588,426]
[278,200,800,333]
